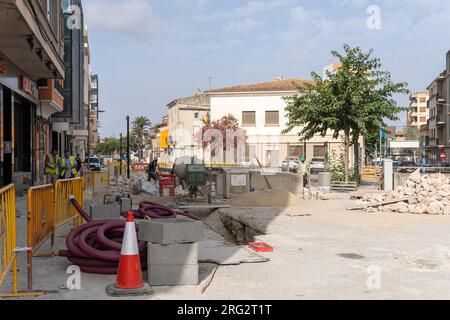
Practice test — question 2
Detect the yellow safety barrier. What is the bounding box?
[27,184,55,292]
[0,184,41,298]
[54,178,84,229]
[83,171,110,195]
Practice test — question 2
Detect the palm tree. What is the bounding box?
[132,116,152,160]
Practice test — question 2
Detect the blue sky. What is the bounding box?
[83,0,450,137]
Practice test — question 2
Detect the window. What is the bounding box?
[419,107,427,113]
[420,116,427,123]
[419,97,427,103]
[46,0,52,22]
[288,145,304,158]
[194,112,199,119]
[265,111,279,126]
[313,145,326,157]
[242,111,256,126]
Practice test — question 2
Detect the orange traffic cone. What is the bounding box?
[106,212,152,297]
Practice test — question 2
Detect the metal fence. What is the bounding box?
[83,171,110,194]
[0,185,42,297]
[54,178,84,228]
[27,184,55,291]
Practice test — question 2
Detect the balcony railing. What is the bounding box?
[436,114,446,125]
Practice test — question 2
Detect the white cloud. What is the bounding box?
[222,18,262,33]
[196,0,295,22]
[84,0,160,39]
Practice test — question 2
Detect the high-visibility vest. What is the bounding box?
[45,154,59,175]
[60,157,77,177]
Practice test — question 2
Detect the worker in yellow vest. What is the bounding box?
[59,150,78,179]
[44,148,59,184]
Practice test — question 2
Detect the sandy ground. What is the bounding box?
[3,188,450,300]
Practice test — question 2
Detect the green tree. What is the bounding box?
[132,116,152,160]
[283,44,409,182]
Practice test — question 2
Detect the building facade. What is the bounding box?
[408,91,429,129]
[425,50,450,164]
[52,0,85,155]
[89,73,99,153]
[167,89,210,162]
[0,0,65,188]
[205,78,364,168]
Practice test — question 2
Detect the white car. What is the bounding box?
[85,156,102,171]
[309,157,326,173]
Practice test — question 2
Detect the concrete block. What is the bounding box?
[119,198,132,214]
[148,243,198,265]
[89,204,121,220]
[138,219,204,244]
[148,264,199,286]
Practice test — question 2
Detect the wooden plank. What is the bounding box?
[347,197,416,211]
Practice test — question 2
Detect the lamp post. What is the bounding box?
[126,116,131,179]
[119,133,123,176]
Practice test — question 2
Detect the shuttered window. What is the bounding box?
[242,111,256,125]
[265,111,279,125]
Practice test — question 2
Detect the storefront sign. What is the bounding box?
[20,74,39,98]
[0,58,5,74]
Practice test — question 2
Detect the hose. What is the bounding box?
[59,197,201,274]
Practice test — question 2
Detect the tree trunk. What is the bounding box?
[344,129,350,184]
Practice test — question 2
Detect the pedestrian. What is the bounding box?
[75,154,83,176]
[59,150,78,180]
[298,156,307,187]
[44,148,59,185]
[147,157,159,183]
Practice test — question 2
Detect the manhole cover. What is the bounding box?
[338,253,365,260]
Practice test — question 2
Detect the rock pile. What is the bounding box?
[110,172,150,195]
[356,170,450,215]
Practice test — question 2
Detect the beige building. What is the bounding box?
[167,90,210,162]
[408,91,429,128]
[424,50,450,164]
[205,78,364,168]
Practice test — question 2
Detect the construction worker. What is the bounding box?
[147,157,159,183]
[44,148,59,184]
[59,151,78,179]
[298,156,307,187]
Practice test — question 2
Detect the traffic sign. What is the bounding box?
[440,153,446,159]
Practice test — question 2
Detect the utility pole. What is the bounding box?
[119,133,123,176]
[126,116,131,179]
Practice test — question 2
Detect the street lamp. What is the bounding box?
[126,116,131,179]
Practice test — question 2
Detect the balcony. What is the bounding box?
[436,114,447,126]
[37,79,64,118]
[0,0,65,79]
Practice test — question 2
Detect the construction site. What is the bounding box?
[2,160,450,301]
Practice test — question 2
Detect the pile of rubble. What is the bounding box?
[355,170,450,215]
[111,172,151,195]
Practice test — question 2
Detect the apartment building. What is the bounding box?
[408,91,429,129]
[205,78,364,167]
[0,0,65,187]
[89,73,99,152]
[425,50,450,164]
[52,0,86,155]
[167,89,210,162]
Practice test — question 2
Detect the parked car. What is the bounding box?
[309,157,326,174]
[282,159,299,173]
[398,160,417,173]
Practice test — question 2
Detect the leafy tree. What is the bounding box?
[404,126,420,140]
[283,44,409,182]
[132,116,152,160]
[197,114,247,163]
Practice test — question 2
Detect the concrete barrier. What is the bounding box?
[250,171,303,195]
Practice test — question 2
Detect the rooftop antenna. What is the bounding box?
[193,75,213,90]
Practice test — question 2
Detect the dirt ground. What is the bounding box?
[3,188,450,300]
